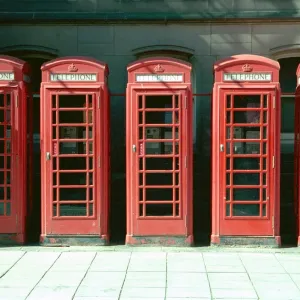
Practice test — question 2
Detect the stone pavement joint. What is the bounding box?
[0,247,300,299]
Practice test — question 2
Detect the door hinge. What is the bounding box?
[272,215,274,229]
[97,96,100,109]
[15,95,18,108]
[184,96,187,109]
[273,96,276,109]
[184,156,187,168]
[272,156,275,168]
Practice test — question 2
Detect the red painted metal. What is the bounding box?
[0,55,32,244]
[211,54,281,246]
[40,57,110,245]
[126,57,193,246]
[295,65,300,246]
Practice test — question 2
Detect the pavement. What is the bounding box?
[1,246,300,300]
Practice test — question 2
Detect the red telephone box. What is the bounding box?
[0,55,32,244]
[211,54,281,246]
[295,64,300,246]
[40,57,110,245]
[126,57,193,246]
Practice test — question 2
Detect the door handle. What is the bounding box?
[46,152,51,160]
[132,145,136,153]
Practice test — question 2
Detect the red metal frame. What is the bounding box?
[40,57,110,245]
[211,54,281,246]
[295,65,300,246]
[126,57,193,246]
[0,55,31,244]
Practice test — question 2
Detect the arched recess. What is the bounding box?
[270,44,300,245]
[0,45,58,242]
[0,45,58,92]
[132,45,199,144]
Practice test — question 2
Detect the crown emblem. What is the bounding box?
[68,63,78,72]
[242,64,253,72]
[154,64,165,73]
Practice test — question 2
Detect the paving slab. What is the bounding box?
[81,271,125,287]
[208,272,253,289]
[26,286,77,300]
[166,287,211,298]
[75,285,121,297]
[37,271,86,287]
[120,287,165,298]
[0,251,24,265]
[124,271,166,287]
[211,288,258,299]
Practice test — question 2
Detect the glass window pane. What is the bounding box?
[233,204,260,216]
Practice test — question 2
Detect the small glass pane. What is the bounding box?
[52,95,56,108]
[234,111,260,124]
[146,173,172,186]
[226,173,230,185]
[145,158,173,170]
[89,204,93,216]
[52,127,57,139]
[226,204,230,216]
[145,95,173,109]
[226,112,231,123]
[60,172,86,185]
[263,189,267,201]
[6,141,11,154]
[233,188,259,201]
[59,188,86,201]
[233,158,260,170]
[226,188,230,201]
[139,204,143,217]
[226,95,231,108]
[0,202,3,215]
[0,94,4,107]
[263,111,267,123]
[226,158,230,170]
[233,204,260,216]
[226,142,231,154]
[7,157,10,169]
[139,112,143,124]
[175,95,179,108]
[59,95,86,108]
[263,158,267,170]
[53,173,57,186]
[145,111,172,124]
[59,111,85,124]
[139,127,143,139]
[53,188,57,201]
[7,187,10,200]
[263,204,266,216]
[263,95,268,108]
[52,158,57,170]
[146,204,173,216]
[60,157,86,170]
[175,173,179,185]
[0,126,3,139]
[52,111,56,124]
[139,173,143,185]
[175,204,180,216]
[263,127,267,139]
[139,95,143,109]
[7,172,10,184]
[89,188,93,201]
[145,188,173,201]
[175,188,179,201]
[0,156,4,168]
[175,157,179,170]
[88,173,93,185]
[53,204,57,217]
[234,95,260,109]
[0,188,3,200]
[139,188,143,201]
[263,173,267,185]
[233,174,260,185]
[139,158,143,170]
[6,94,11,107]
[6,203,10,216]
[89,158,93,170]
[226,127,231,139]
[59,204,86,216]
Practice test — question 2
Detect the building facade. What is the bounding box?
[0,0,299,244]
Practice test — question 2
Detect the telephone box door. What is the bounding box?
[44,89,101,234]
[0,89,17,233]
[132,90,188,236]
[219,89,275,236]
